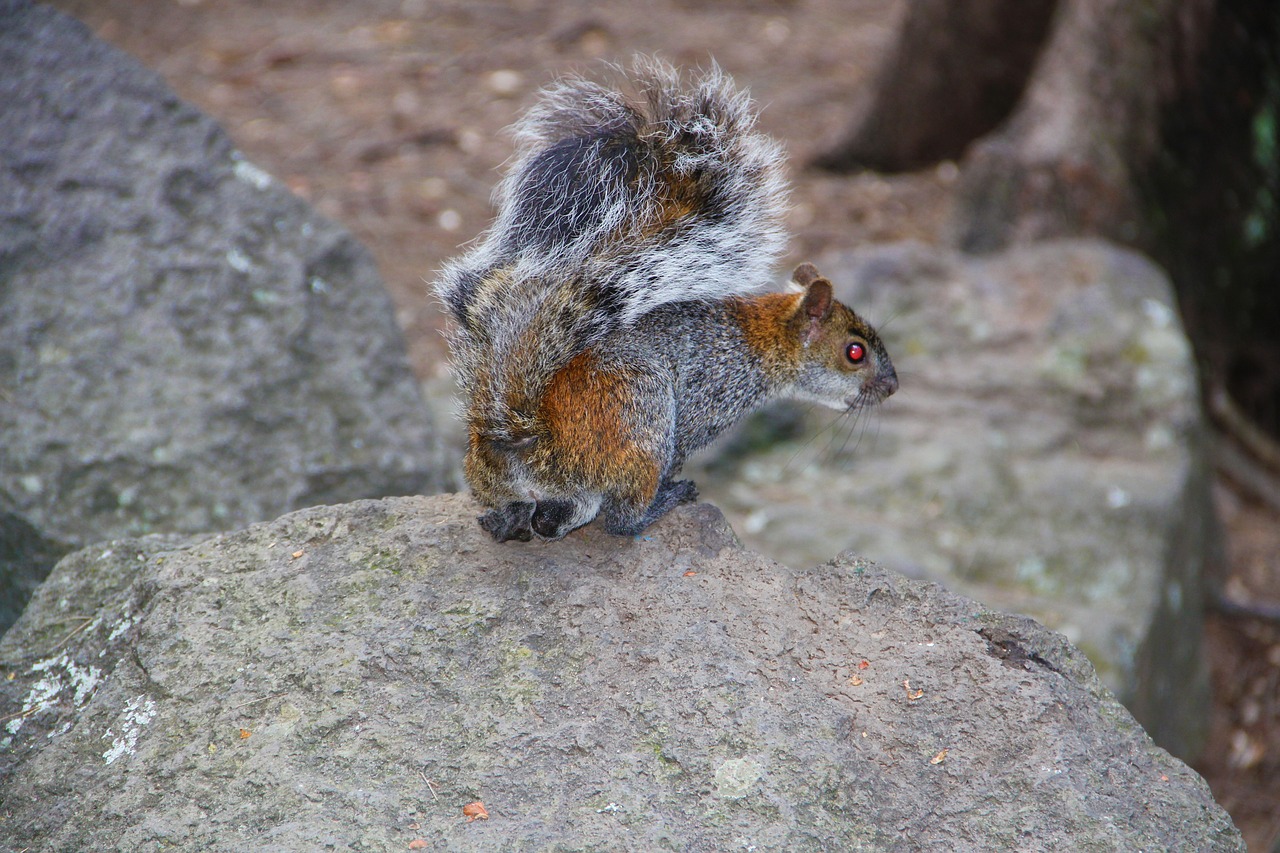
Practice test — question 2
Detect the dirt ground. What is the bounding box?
[49,0,1280,847]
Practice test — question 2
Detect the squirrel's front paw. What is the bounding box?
[666,479,699,504]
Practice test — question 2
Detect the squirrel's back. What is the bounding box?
[436,58,789,410]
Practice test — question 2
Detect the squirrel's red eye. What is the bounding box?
[845,342,866,364]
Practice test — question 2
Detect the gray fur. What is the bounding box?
[638,302,777,470]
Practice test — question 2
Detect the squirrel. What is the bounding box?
[436,58,898,542]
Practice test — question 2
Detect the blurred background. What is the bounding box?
[42,0,1280,846]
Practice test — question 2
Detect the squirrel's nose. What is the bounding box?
[880,365,899,398]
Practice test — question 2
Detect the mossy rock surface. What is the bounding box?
[0,494,1243,851]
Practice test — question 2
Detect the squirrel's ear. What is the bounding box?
[792,263,822,287]
[799,278,834,344]
[788,262,821,293]
[801,278,833,322]
[790,262,835,338]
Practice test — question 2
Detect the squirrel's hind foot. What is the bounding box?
[531,498,580,540]
[530,494,603,540]
[478,501,535,542]
[478,483,697,541]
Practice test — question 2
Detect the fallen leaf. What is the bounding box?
[683,570,697,577]
[848,674,864,686]
[904,679,924,701]
[930,748,948,765]
[238,728,252,739]
[857,660,870,670]
[408,839,428,849]
[462,801,489,822]
[291,550,305,559]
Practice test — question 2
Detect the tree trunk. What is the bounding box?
[812,0,1057,173]
[949,0,1213,252]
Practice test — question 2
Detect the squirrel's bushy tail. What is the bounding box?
[437,57,788,422]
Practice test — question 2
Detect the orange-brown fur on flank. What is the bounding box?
[462,350,662,515]
[534,350,662,508]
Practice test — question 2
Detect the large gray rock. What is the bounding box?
[0,494,1242,850]
[692,239,1214,761]
[0,1,446,630]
